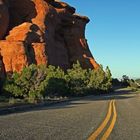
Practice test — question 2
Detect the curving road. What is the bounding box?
[0,89,139,140]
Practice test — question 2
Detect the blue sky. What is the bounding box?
[63,0,140,79]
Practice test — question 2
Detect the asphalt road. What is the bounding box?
[109,90,140,140]
[0,89,139,140]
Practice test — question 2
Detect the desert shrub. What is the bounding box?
[66,61,89,96]
[104,66,112,91]
[121,75,130,87]
[112,78,121,87]
[44,66,69,97]
[136,79,140,84]
[3,62,113,100]
[3,65,69,100]
[128,79,139,89]
[3,64,47,101]
[88,67,104,92]
[87,66,112,93]
[121,75,139,89]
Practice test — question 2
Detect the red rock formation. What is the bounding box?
[32,43,48,65]
[83,54,100,69]
[0,0,99,74]
[0,41,29,72]
[6,22,44,43]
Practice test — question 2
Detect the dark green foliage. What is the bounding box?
[104,66,112,90]
[121,75,130,87]
[87,66,112,93]
[66,62,112,95]
[3,61,113,101]
[112,78,121,87]
[46,77,68,97]
[3,65,69,100]
[4,64,47,101]
[44,66,68,97]
[66,61,89,96]
[121,75,140,88]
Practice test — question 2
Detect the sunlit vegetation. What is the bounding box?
[136,79,140,85]
[1,62,112,103]
[112,75,140,92]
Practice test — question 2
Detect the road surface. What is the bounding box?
[0,89,139,140]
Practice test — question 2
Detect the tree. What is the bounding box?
[3,62,113,100]
[105,66,112,90]
[44,65,68,97]
[122,75,129,82]
[121,75,130,87]
[3,64,47,101]
[66,61,88,96]
[87,66,112,93]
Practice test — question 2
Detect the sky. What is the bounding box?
[63,0,140,79]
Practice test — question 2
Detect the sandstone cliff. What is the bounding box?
[0,0,99,76]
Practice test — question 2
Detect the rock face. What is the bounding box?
[0,0,9,39]
[0,0,99,75]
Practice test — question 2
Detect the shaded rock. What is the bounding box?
[31,43,48,65]
[0,53,6,80]
[0,0,99,74]
[6,22,44,43]
[0,0,9,39]
[8,0,37,29]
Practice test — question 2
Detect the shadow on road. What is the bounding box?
[0,88,139,116]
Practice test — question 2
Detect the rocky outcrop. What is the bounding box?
[0,41,29,72]
[0,0,99,74]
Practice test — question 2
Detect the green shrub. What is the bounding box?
[3,62,113,99]
[44,66,69,97]
[66,61,89,96]
[87,66,112,93]
[4,64,47,101]
[128,79,139,89]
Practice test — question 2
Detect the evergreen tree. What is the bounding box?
[66,61,88,96]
